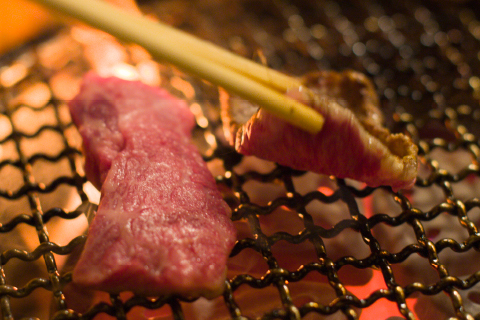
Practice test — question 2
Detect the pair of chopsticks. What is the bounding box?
[32,0,325,134]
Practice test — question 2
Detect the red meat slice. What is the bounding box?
[221,70,418,192]
[69,73,236,298]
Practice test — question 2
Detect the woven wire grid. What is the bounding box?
[1,0,480,319]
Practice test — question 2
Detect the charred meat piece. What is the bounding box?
[69,73,236,298]
[221,70,418,191]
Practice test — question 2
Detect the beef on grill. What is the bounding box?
[221,70,418,191]
[69,73,236,298]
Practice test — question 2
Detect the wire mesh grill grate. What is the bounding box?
[1,0,480,319]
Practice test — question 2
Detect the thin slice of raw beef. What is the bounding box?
[69,73,236,298]
[221,70,418,192]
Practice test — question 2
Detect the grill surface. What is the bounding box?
[1,0,480,319]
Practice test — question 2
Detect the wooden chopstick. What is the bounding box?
[32,0,325,134]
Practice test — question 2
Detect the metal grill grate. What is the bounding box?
[1,0,480,319]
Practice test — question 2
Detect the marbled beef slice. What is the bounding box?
[69,73,236,298]
[221,70,418,192]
